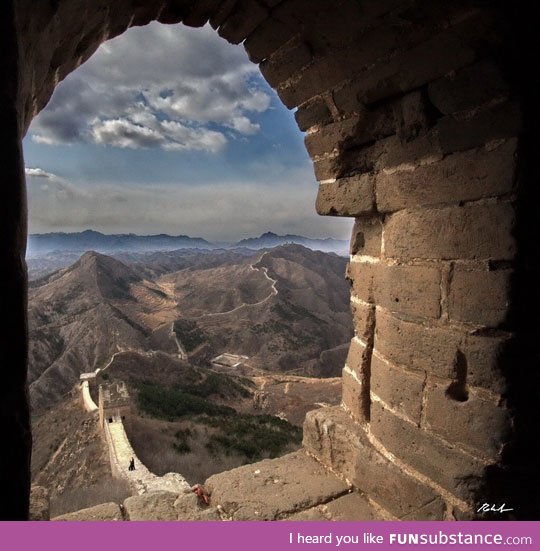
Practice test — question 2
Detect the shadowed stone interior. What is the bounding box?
[1,0,539,520]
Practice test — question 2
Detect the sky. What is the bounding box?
[23,22,353,242]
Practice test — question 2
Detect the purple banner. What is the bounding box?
[2,521,539,551]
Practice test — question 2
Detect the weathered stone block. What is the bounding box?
[278,22,402,109]
[428,58,510,114]
[217,0,268,44]
[374,308,452,368]
[350,216,382,257]
[351,300,375,341]
[371,354,425,424]
[356,12,501,106]
[305,116,361,158]
[285,491,380,521]
[54,502,124,521]
[448,267,512,327]
[438,100,521,156]
[295,97,332,131]
[157,0,195,25]
[373,308,510,393]
[260,37,312,88]
[324,491,379,520]
[462,333,511,394]
[376,139,517,213]
[205,450,348,520]
[349,261,442,319]
[370,402,486,501]
[345,337,370,378]
[378,132,443,173]
[124,491,178,521]
[183,0,223,27]
[244,18,297,63]
[424,383,510,460]
[393,90,432,143]
[209,0,238,29]
[305,107,395,158]
[304,407,444,519]
[400,498,446,521]
[342,368,367,422]
[383,204,516,261]
[314,138,389,181]
[174,492,221,520]
[316,174,374,216]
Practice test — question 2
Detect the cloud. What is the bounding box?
[27,169,353,242]
[89,114,227,153]
[25,167,56,179]
[28,22,271,152]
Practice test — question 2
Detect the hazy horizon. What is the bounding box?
[27,227,349,242]
[23,22,353,242]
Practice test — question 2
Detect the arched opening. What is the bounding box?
[25,18,355,515]
[0,0,537,521]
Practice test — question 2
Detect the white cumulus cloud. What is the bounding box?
[27,22,271,153]
[25,167,57,179]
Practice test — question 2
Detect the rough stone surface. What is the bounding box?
[345,337,370,378]
[428,59,509,115]
[295,98,332,131]
[350,300,375,342]
[400,498,446,521]
[448,267,512,327]
[123,491,179,521]
[53,502,124,521]
[260,37,312,88]
[29,485,49,521]
[305,108,395,158]
[375,139,517,213]
[174,492,222,520]
[304,407,445,519]
[341,368,367,422]
[316,175,374,217]
[370,402,486,501]
[286,491,378,520]
[437,100,520,156]
[383,204,516,261]
[424,384,510,460]
[217,0,268,45]
[348,261,442,319]
[393,89,433,143]
[371,355,425,424]
[350,217,382,257]
[373,307,511,393]
[205,450,348,520]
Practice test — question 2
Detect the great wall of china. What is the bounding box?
[79,373,190,497]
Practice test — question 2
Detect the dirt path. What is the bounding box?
[191,252,278,320]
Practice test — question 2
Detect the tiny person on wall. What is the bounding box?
[128,457,135,471]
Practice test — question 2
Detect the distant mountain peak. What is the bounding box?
[234,232,348,255]
[27,230,213,255]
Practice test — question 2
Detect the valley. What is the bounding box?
[29,243,351,515]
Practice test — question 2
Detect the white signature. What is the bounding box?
[477,503,514,514]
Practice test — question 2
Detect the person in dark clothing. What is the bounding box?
[128,457,135,471]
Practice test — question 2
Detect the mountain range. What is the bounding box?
[27,229,349,256]
[29,243,352,510]
[28,244,352,414]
